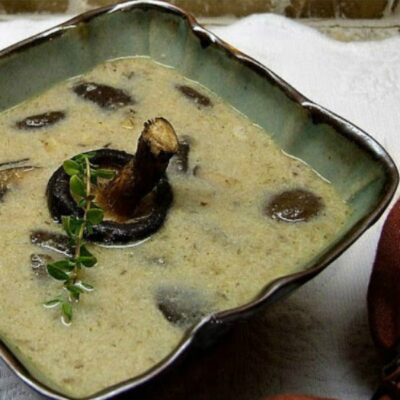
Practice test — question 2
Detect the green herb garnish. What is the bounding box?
[44,153,114,325]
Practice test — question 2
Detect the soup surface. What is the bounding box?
[0,57,349,398]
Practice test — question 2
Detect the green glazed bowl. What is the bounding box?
[0,1,398,399]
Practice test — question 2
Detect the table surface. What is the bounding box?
[1,14,400,400]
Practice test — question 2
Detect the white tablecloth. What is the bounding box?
[1,13,400,400]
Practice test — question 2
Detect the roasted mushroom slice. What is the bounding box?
[30,253,54,277]
[99,118,178,218]
[176,85,212,108]
[155,285,212,328]
[169,135,192,174]
[265,189,323,222]
[47,118,179,245]
[16,111,65,130]
[88,174,173,244]
[30,230,73,257]
[0,158,35,201]
[73,82,134,110]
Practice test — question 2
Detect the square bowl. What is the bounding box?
[0,1,398,399]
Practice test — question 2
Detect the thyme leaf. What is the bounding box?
[44,153,115,324]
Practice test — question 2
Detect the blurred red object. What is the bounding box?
[367,199,400,400]
[368,198,400,357]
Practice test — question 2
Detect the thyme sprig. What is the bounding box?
[44,153,114,325]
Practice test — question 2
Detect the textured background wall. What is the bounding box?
[0,0,397,18]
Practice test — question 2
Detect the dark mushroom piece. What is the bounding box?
[265,189,323,223]
[30,230,73,257]
[155,285,211,328]
[176,85,212,108]
[30,253,54,277]
[16,111,65,130]
[73,82,134,110]
[169,135,192,174]
[47,118,179,245]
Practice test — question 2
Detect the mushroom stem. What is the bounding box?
[100,118,179,218]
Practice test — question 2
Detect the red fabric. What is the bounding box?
[368,198,400,352]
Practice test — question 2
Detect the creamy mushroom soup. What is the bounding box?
[0,57,349,398]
